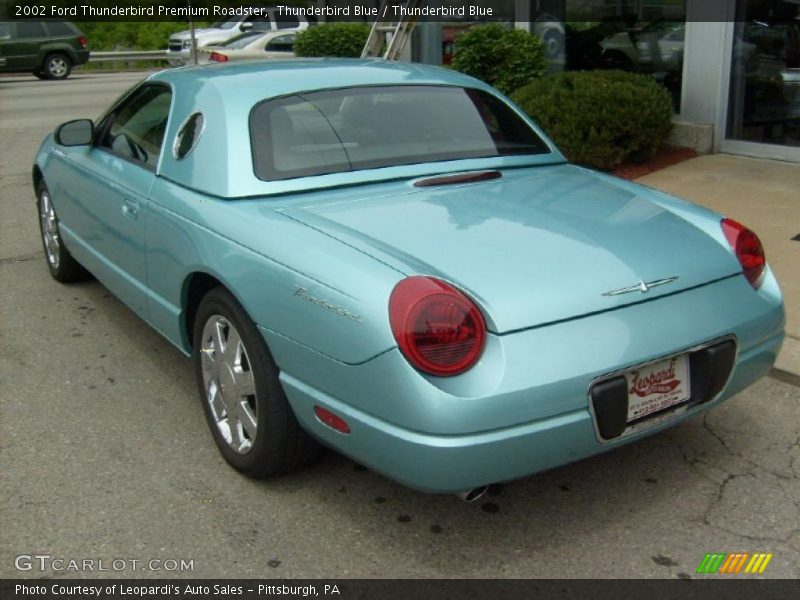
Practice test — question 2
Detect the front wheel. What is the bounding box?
[193,287,320,478]
[42,53,72,80]
[36,182,87,282]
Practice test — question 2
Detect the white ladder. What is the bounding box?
[361,0,425,60]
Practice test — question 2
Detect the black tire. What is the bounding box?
[193,287,320,478]
[41,53,72,80]
[36,182,87,283]
[33,71,48,80]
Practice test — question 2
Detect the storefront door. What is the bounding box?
[723,0,800,159]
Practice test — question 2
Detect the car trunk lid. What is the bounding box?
[278,165,739,333]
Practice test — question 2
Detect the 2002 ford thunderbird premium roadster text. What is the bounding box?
[33,60,785,497]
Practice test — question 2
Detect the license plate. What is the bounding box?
[624,354,691,423]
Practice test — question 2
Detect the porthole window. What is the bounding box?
[173,112,204,160]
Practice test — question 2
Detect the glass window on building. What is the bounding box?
[728,0,800,147]
[434,2,687,111]
[536,1,687,111]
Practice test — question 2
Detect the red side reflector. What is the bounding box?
[314,406,350,434]
[77,36,88,48]
[209,52,228,63]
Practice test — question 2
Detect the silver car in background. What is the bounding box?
[199,30,297,64]
[166,7,309,65]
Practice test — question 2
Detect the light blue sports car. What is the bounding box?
[33,60,784,499]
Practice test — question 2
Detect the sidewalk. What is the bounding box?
[637,154,800,377]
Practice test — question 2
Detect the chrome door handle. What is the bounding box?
[122,197,139,220]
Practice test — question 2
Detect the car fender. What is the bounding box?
[144,177,401,366]
[33,134,60,193]
[36,42,78,64]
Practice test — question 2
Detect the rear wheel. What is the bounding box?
[42,53,72,80]
[543,31,564,59]
[36,182,87,282]
[193,287,320,477]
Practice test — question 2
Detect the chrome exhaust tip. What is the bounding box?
[456,485,489,503]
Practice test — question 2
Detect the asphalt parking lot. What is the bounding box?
[1,71,799,579]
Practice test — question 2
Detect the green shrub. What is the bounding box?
[78,22,194,51]
[511,70,673,170]
[293,23,370,58]
[451,24,547,95]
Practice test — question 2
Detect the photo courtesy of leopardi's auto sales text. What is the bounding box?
[12,583,341,597]
[1,0,799,598]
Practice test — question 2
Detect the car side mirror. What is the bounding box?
[55,119,94,146]
[240,22,253,31]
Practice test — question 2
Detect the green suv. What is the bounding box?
[0,21,89,80]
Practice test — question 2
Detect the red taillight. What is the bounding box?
[389,276,486,377]
[209,52,228,63]
[721,218,766,288]
[313,406,350,434]
[77,36,87,48]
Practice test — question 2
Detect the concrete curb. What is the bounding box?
[775,335,800,379]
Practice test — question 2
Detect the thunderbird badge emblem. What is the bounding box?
[603,277,678,297]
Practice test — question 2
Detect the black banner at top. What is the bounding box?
[0,0,788,23]
[7,0,515,22]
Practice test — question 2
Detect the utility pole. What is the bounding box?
[188,0,198,65]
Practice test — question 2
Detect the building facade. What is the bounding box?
[512,0,800,161]
[406,0,799,162]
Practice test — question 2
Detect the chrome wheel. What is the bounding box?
[47,56,69,78]
[200,315,258,454]
[39,189,60,269]
[544,34,561,58]
[193,287,321,477]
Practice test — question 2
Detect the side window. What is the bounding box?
[275,14,300,30]
[248,16,272,31]
[173,112,204,160]
[98,85,172,170]
[266,34,295,52]
[16,22,47,38]
[45,22,75,37]
[0,23,11,40]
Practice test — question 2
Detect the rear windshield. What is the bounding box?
[250,85,550,181]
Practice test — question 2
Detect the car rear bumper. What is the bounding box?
[74,49,90,66]
[266,271,785,493]
[280,331,782,493]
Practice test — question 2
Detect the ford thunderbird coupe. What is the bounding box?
[33,60,784,498]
